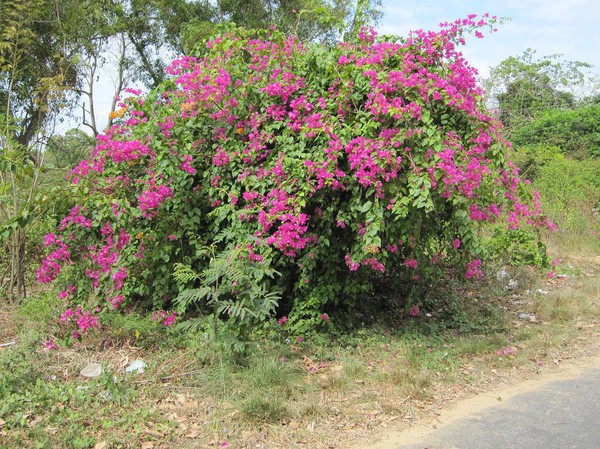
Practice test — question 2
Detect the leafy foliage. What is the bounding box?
[511,106,600,159]
[533,158,600,236]
[46,129,96,169]
[173,246,281,325]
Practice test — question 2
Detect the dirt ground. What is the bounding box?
[351,253,600,449]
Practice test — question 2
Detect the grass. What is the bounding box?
[0,243,598,448]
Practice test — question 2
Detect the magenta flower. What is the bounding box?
[404,259,418,269]
[410,305,420,317]
[465,259,483,280]
[163,311,177,327]
[277,316,288,326]
[42,339,59,351]
[320,313,329,322]
[496,346,517,356]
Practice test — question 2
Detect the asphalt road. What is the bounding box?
[393,366,600,449]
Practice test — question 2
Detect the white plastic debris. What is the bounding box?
[125,359,147,374]
[506,279,519,291]
[80,362,102,378]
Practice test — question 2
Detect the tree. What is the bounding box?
[212,0,381,46]
[0,0,83,299]
[46,129,95,169]
[485,49,592,133]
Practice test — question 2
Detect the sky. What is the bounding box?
[377,0,600,78]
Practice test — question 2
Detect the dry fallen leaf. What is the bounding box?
[141,442,154,449]
[185,429,200,439]
[94,442,108,449]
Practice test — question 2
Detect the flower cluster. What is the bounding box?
[60,306,100,339]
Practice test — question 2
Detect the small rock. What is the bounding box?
[517,312,538,322]
[80,362,102,378]
[496,267,510,281]
[536,289,548,295]
[125,359,147,374]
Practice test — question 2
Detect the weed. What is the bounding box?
[238,394,289,423]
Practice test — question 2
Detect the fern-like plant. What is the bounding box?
[172,246,281,341]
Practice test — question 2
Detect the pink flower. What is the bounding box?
[76,311,100,333]
[410,305,420,317]
[163,311,177,327]
[108,295,124,310]
[168,234,177,241]
[112,267,127,290]
[465,259,483,280]
[278,316,288,326]
[44,233,56,246]
[60,308,75,322]
[320,313,329,322]
[296,336,303,343]
[404,259,418,269]
[453,239,461,249]
[42,339,59,350]
[546,271,555,279]
[344,254,360,271]
[138,184,173,217]
[496,346,517,356]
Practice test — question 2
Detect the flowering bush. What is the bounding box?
[38,17,552,336]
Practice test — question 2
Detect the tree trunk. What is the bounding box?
[8,228,27,301]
